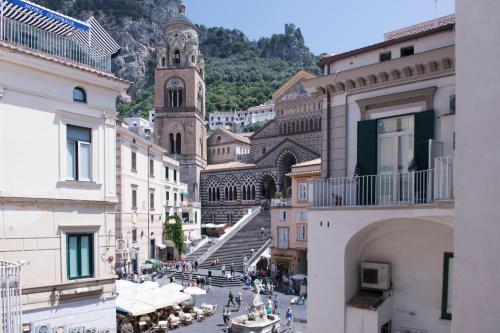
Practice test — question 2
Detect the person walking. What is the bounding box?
[226,290,235,307]
[286,307,293,327]
[287,278,294,295]
[221,264,226,277]
[272,294,280,315]
[223,306,230,331]
[235,292,242,311]
[207,276,212,293]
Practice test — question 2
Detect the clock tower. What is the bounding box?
[154,2,206,202]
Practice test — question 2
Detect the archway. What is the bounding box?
[278,152,297,197]
[261,175,277,199]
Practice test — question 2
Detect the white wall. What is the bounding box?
[453,0,500,332]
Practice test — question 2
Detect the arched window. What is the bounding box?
[233,186,237,200]
[73,87,86,103]
[224,187,229,200]
[241,174,256,202]
[161,57,166,67]
[197,84,203,111]
[175,133,182,154]
[191,55,195,63]
[165,78,184,108]
[217,188,220,201]
[252,185,256,199]
[173,49,181,64]
[169,133,175,154]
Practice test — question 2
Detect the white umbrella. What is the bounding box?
[161,283,184,292]
[291,274,307,280]
[116,296,155,316]
[183,286,207,296]
[116,279,136,291]
[133,289,190,309]
[137,281,159,291]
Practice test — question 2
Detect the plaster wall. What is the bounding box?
[453,0,500,331]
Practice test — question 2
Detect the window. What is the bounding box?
[131,151,137,171]
[176,133,182,154]
[298,209,307,221]
[173,170,177,181]
[297,224,307,241]
[195,211,198,224]
[150,191,155,210]
[132,188,137,210]
[67,125,91,181]
[149,159,154,176]
[67,234,93,280]
[174,192,178,203]
[400,46,414,57]
[165,166,169,180]
[165,78,184,107]
[173,49,181,64]
[280,210,287,221]
[73,87,86,103]
[298,183,308,201]
[181,194,184,202]
[441,252,454,320]
[379,51,391,62]
[132,228,137,242]
[277,227,289,249]
[166,191,170,202]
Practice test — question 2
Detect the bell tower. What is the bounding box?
[154,2,206,202]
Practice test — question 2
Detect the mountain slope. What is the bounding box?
[35,0,318,116]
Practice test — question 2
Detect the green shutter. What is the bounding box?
[414,110,435,171]
[357,119,378,175]
[357,119,378,205]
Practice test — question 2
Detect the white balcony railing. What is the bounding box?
[1,260,22,333]
[310,157,454,208]
[271,198,292,207]
[1,16,111,72]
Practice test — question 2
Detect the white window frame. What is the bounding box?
[297,224,307,241]
[280,210,287,221]
[298,209,307,221]
[277,227,289,249]
[66,126,92,182]
[298,182,308,201]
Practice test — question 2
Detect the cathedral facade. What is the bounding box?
[201,70,323,224]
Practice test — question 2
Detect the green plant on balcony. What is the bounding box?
[274,192,284,199]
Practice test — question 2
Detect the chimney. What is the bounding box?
[178,3,186,15]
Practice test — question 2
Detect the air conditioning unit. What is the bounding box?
[361,261,391,290]
[34,324,51,333]
[66,326,84,333]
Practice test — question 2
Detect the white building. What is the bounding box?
[0,1,128,331]
[208,101,275,133]
[123,116,154,141]
[303,15,456,333]
[453,1,500,331]
[116,124,201,272]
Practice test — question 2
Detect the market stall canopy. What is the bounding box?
[183,286,207,296]
[161,283,184,292]
[116,297,155,317]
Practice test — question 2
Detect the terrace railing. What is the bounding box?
[310,157,454,208]
[0,16,111,72]
[1,260,22,333]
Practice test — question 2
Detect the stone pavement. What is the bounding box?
[156,276,307,333]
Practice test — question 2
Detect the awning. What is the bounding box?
[156,237,166,249]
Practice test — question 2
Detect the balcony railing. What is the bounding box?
[1,16,111,72]
[310,157,454,208]
[1,260,22,333]
[271,198,292,207]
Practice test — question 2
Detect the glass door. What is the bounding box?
[377,115,414,204]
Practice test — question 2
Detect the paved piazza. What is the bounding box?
[157,276,307,332]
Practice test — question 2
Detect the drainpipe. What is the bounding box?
[147,144,152,260]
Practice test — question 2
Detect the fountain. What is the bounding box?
[231,281,280,333]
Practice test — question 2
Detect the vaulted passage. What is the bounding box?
[261,175,277,199]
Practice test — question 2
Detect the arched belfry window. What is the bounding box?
[176,133,182,154]
[173,49,181,64]
[197,84,203,111]
[169,133,175,154]
[73,87,86,103]
[165,77,185,108]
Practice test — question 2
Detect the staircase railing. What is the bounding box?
[197,206,261,264]
[245,238,271,272]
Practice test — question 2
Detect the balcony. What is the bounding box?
[1,16,112,72]
[1,260,22,333]
[271,198,292,207]
[310,156,454,208]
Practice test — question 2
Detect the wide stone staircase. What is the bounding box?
[185,241,213,261]
[198,209,271,273]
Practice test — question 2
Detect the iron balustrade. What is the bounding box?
[1,260,22,333]
[310,157,454,208]
[0,16,111,72]
[271,198,292,207]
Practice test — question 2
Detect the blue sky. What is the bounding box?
[183,0,455,55]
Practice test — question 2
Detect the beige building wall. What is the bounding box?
[453,1,500,331]
[0,45,128,330]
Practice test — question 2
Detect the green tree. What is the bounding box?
[164,214,184,257]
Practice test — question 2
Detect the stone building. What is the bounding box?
[153,3,207,204]
[207,128,251,164]
[201,70,323,224]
